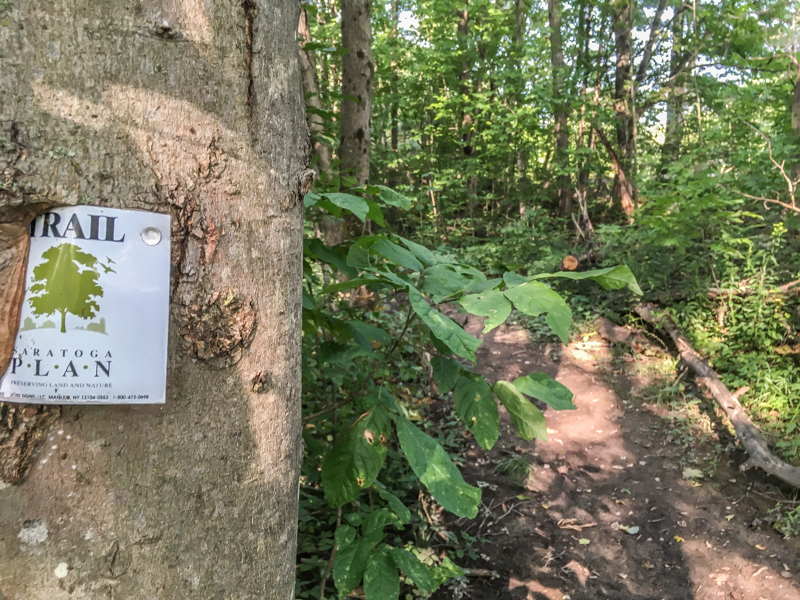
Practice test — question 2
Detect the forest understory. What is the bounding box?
[432,316,800,600]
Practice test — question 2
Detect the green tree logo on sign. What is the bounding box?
[28,243,115,333]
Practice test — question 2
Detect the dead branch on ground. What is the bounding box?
[635,303,800,489]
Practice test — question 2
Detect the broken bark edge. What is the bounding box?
[634,303,800,490]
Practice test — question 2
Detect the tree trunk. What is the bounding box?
[390,0,399,157]
[456,5,479,224]
[0,0,308,597]
[594,125,635,217]
[574,1,593,236]
[0,224,28,378]
[612,0,634,211]
[299,6,333,176]
[548,0,571,217]
[340,0,373,187]
[662,6,685,172]
[792,69,800,181]
[515,0,528,217]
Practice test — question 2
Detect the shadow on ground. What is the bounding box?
[434,317,800,600]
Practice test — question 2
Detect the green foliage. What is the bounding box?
[299,183,640,598]
[491,381,548,441]
[513,373,576,411]
[395,416,481,518]
[453,374,500,450]
[321,406,391,507]
[769,502,800,539]
[292,0,800,592]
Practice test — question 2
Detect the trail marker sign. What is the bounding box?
[0,206,171,404]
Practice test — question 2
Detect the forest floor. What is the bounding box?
[436,316,800,600]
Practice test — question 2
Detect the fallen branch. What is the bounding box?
[707,279,800,299]
[635,303,800,489]
[462,568,499,578]
[645,278,800,303]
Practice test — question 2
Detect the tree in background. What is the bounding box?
[340,0,374,187]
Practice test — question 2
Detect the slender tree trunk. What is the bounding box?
[594,126,635,217]
[612,0,635,214]
[662,8,685,172]
[299,6,332,176]
[575,1,592,209]
[548,0,572,216]
[0,0,308,598]
[390,0,399,156]
[456,4,478,225]
[793,70,800,181]
[514,0,529,219]
[388,0,400,189]
[340,0,373,187]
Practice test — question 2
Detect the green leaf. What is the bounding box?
[377,185,412,209]
[333,536,371,595]
[465,278,503,293]
[390,548,436,592]
[302,291,314,310]
[533,265,643,295]
[503,281,572,344]
[513,373,576,410]
[503,271,529,288]
[320,192,370,222]
[372,239,424,271]
[349,320,392,349]
[491,381,548,441]
[321,406,391,507]
[374,482,412,524]
[395,416,481,518]
[430,556,464,589]
[347,237,379,269]
[365,199,386,227]
[431,355,460,393]
[397,235,439,266]
[335,524,357,549]
[323,277,381,294]
[364,548,400,600]
[303,191,321,208]
[453,375,500,450]
[408,287,481,362]
[420,264,483,303]
[361,508,401,547]
[459,290,512,333]
[305,238,358,278]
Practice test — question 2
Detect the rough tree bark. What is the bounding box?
[0,0,309,597]
[299,5,333,176]
[340,0,373,187]
[0,224,29,380]
[548,0,572,217]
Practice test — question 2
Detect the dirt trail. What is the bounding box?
[446,318,800,600]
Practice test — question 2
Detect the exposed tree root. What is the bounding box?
[634,303,800,489]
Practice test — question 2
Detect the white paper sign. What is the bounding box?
[0,206,171,404]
